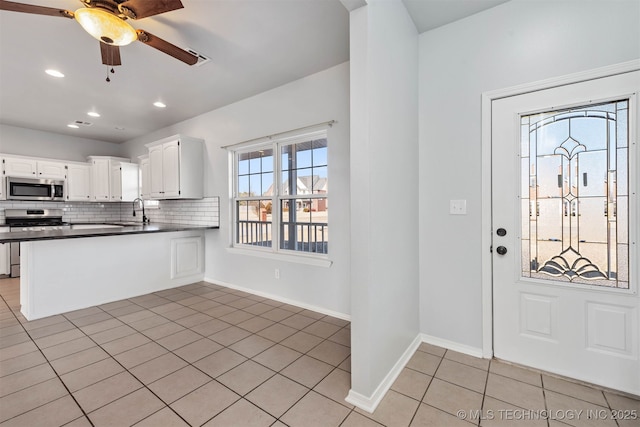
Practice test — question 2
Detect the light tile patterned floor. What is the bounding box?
[0,278,638,426]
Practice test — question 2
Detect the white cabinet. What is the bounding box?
[90,157,111,201]
[148,144,164,197]
[87,156,131,202]
[36,160,66,179]
[2,157,66,179]
[139,155,150,198]
[0,176,4,200]
[145,135,203,199]
[0,227,9,276]
[3,157,37,177]
[110,162,139,202]
[66,163,92,201]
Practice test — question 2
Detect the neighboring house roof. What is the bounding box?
[264,175,328,196]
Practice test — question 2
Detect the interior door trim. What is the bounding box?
[480,59,640,358]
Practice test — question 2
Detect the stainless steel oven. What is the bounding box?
[6,209,70,277]
[6,176,65,201]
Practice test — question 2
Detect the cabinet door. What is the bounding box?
[140,158,150,198]
[110,165,122,201]
[120,163,139,202]
[66,164,91,201]
[37,161,66,179]
[3,157,37,177]
[92,159,111,201]
[149,145,164,197]
[0,227,9,275]
[162,141,181,198]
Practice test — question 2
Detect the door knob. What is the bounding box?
[497,228,507,236]
[496,246,508,255]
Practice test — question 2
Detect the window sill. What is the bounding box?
[226,246,333,268]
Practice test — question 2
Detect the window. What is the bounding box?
[233,131,328,256]
[520,100,629,289]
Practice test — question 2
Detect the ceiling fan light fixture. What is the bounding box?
[74,8,137,46]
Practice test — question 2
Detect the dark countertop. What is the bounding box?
[0,222,219,243]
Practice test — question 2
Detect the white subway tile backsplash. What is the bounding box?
[0,196,220,227]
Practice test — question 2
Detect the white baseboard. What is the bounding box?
[202,276,350,321]
[421,333,485,359]
[345,333,422,413]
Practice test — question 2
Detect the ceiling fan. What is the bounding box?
[0,0,198,69]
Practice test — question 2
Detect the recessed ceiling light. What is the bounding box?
[45,69,65,78]
[87,111,100,118]
[115,126,125,130]
[67,124,79,129]
[153,101,166,108]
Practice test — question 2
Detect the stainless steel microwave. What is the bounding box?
[6,176,65,201]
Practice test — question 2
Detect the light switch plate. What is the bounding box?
[450,199,467,215]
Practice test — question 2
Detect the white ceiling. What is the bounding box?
[0,0,508,144]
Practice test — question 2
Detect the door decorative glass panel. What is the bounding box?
[521,100,629,289]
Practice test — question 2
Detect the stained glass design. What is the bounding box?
[521,100,629,289]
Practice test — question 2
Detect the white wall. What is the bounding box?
[0,124,123,162]
[349,0,419,403]
[418,0,640,349]
[121,62,351,316]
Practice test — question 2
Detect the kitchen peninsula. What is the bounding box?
[0,223,218,320]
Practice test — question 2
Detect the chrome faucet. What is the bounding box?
[132,198,149,224]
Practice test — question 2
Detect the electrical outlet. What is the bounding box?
[275,268,280,279]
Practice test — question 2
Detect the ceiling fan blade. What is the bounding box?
[136,30,197,66]
[100,42,121,66]
[0,0,73,18]
[118,0,183,19]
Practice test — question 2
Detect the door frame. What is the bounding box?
[480,59,640,359]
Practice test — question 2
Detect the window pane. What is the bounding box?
[238,158,249,175]
[262,172,273,196]
[236,199,272,248]
[312,139,328,166]
[249,174,261,197]
[249,156,261,174]
[261,151,274,172]
[238,175,249,196]
[312,167,328,193]
[296,148,312,169]
[279,198,328,254]
[522,100,629,288]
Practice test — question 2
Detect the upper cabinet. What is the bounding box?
[3,157,37,177]
[145,135,203,199]
[138,155,150,199]
[36,160,67,179]
[2,157,67,179]
[111,162,139,202]
[87,156,134,202]
[66,163,92,201]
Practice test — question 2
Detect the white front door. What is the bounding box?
[492,70,639,395]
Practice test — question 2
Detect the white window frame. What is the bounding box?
[230,129,329,261]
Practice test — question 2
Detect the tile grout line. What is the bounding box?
[0,291,95,426]
[53,281,347,426]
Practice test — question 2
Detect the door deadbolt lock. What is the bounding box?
[497,228,507,236]
[496,246,508,255]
